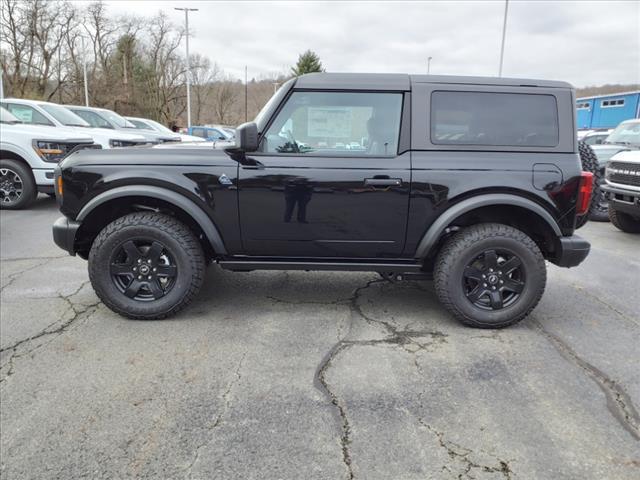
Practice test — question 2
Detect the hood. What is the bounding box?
[179,134,206,142]
[1,123,94,142]
[609,150,640,164]
[152,139,235,150]
[68,126,147,142]
[60,141,235,169]
[591,144,632,165]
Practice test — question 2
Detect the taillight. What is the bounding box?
[576,171,594,216]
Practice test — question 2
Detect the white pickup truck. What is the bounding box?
[0,99,148,149]
[0,107,95,209]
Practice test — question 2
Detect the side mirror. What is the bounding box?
[234,122,259,152]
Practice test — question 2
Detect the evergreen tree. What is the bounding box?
[291,50,325,76]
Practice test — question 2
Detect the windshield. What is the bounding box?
[255,78,295,133]
[0,107,21,124]
[70,108,113,129]
[606,122,640,146]
[99,109,136,128]
[146,119,174,134]
[39,104,89,127]
[129,119,153,130]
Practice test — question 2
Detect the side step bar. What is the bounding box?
[218,259,423,273]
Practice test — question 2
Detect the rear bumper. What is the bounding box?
[552,235,590,268]
[52,216,80,256]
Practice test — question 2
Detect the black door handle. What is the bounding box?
[364,178,402,187]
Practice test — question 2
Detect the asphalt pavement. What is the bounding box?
[1,195,639,479]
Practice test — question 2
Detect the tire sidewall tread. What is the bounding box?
[434,223,547,329]
[0,159,37,210]
[88,212,205,320]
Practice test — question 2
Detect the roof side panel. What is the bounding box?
[410,74,572,89]
[294,72,410,91]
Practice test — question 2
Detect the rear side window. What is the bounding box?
[430,91,559,147]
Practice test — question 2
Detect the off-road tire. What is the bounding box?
[609,207,640,233]
[89,212,205,319]
[0,159,37,210]
[576,142,606,227]
[434,223,546,328]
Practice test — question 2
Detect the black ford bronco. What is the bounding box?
[53,73,593,328]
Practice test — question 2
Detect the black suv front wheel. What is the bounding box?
[434,223,546,328]
[89,212,205,319]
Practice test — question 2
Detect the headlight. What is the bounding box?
[32,140,66,163]
[109,139,127,148]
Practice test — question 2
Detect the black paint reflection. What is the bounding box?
[283,178,313,223]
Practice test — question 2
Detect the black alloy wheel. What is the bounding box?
[462,249,525,310]
[110,239,178,301]
[0,167,24,206]
[89,212,205,319]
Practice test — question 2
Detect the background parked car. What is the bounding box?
[66,106,167,144]
[125,117,205,142]
[581,129,613,145]
[187,125,234,141]
[0,107,95,209]
[1,99,148,149]
[603,150,640,233]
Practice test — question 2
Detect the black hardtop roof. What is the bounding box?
[294,72,572,91]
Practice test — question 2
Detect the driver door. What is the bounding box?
[238,90,410,258]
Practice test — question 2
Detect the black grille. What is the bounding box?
[608,161,640,187]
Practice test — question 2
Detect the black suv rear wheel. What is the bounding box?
[434,223,546,328]
[89,212,205,319]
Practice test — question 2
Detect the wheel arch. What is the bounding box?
[414,194,562,260]
[75,186,227,258]
[0,148,36,177]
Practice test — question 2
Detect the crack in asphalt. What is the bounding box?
[0,257,58,294]
[313,279,448,479]
[184,350,247,479]
[417,418,514,479]
[569,284,640,327]
[0,281,101,383]
[533,320,640,441]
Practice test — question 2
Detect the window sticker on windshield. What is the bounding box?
[308,107,352,138]
[11,107,33,123]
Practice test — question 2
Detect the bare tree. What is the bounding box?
[212,78,239,125]
[189,54,219,124]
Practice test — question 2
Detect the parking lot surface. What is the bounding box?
[1,196,639,479]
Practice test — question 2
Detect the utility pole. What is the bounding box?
[498,0,509,77]
[175,7,199,129]
[81,36,89,106]
[0,66,4,99]
[245,66,248,122]
[427,56,432,74]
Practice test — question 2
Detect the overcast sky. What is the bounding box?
[96,0,639,88]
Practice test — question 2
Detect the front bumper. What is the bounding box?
[52,216,81,256]
[602,184,640,217]
[552,235,590,268]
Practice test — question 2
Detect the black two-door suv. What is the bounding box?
[53,73,592,328]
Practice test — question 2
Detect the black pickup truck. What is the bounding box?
[53,73,592,328]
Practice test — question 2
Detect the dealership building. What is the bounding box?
[576,90,640,129]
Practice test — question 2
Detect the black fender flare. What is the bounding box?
[413,193,562,259]
[77,185,227,254]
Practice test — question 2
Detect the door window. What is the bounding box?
[3,103,53,126]
[261,91,403,156]
[191,128,207,138]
